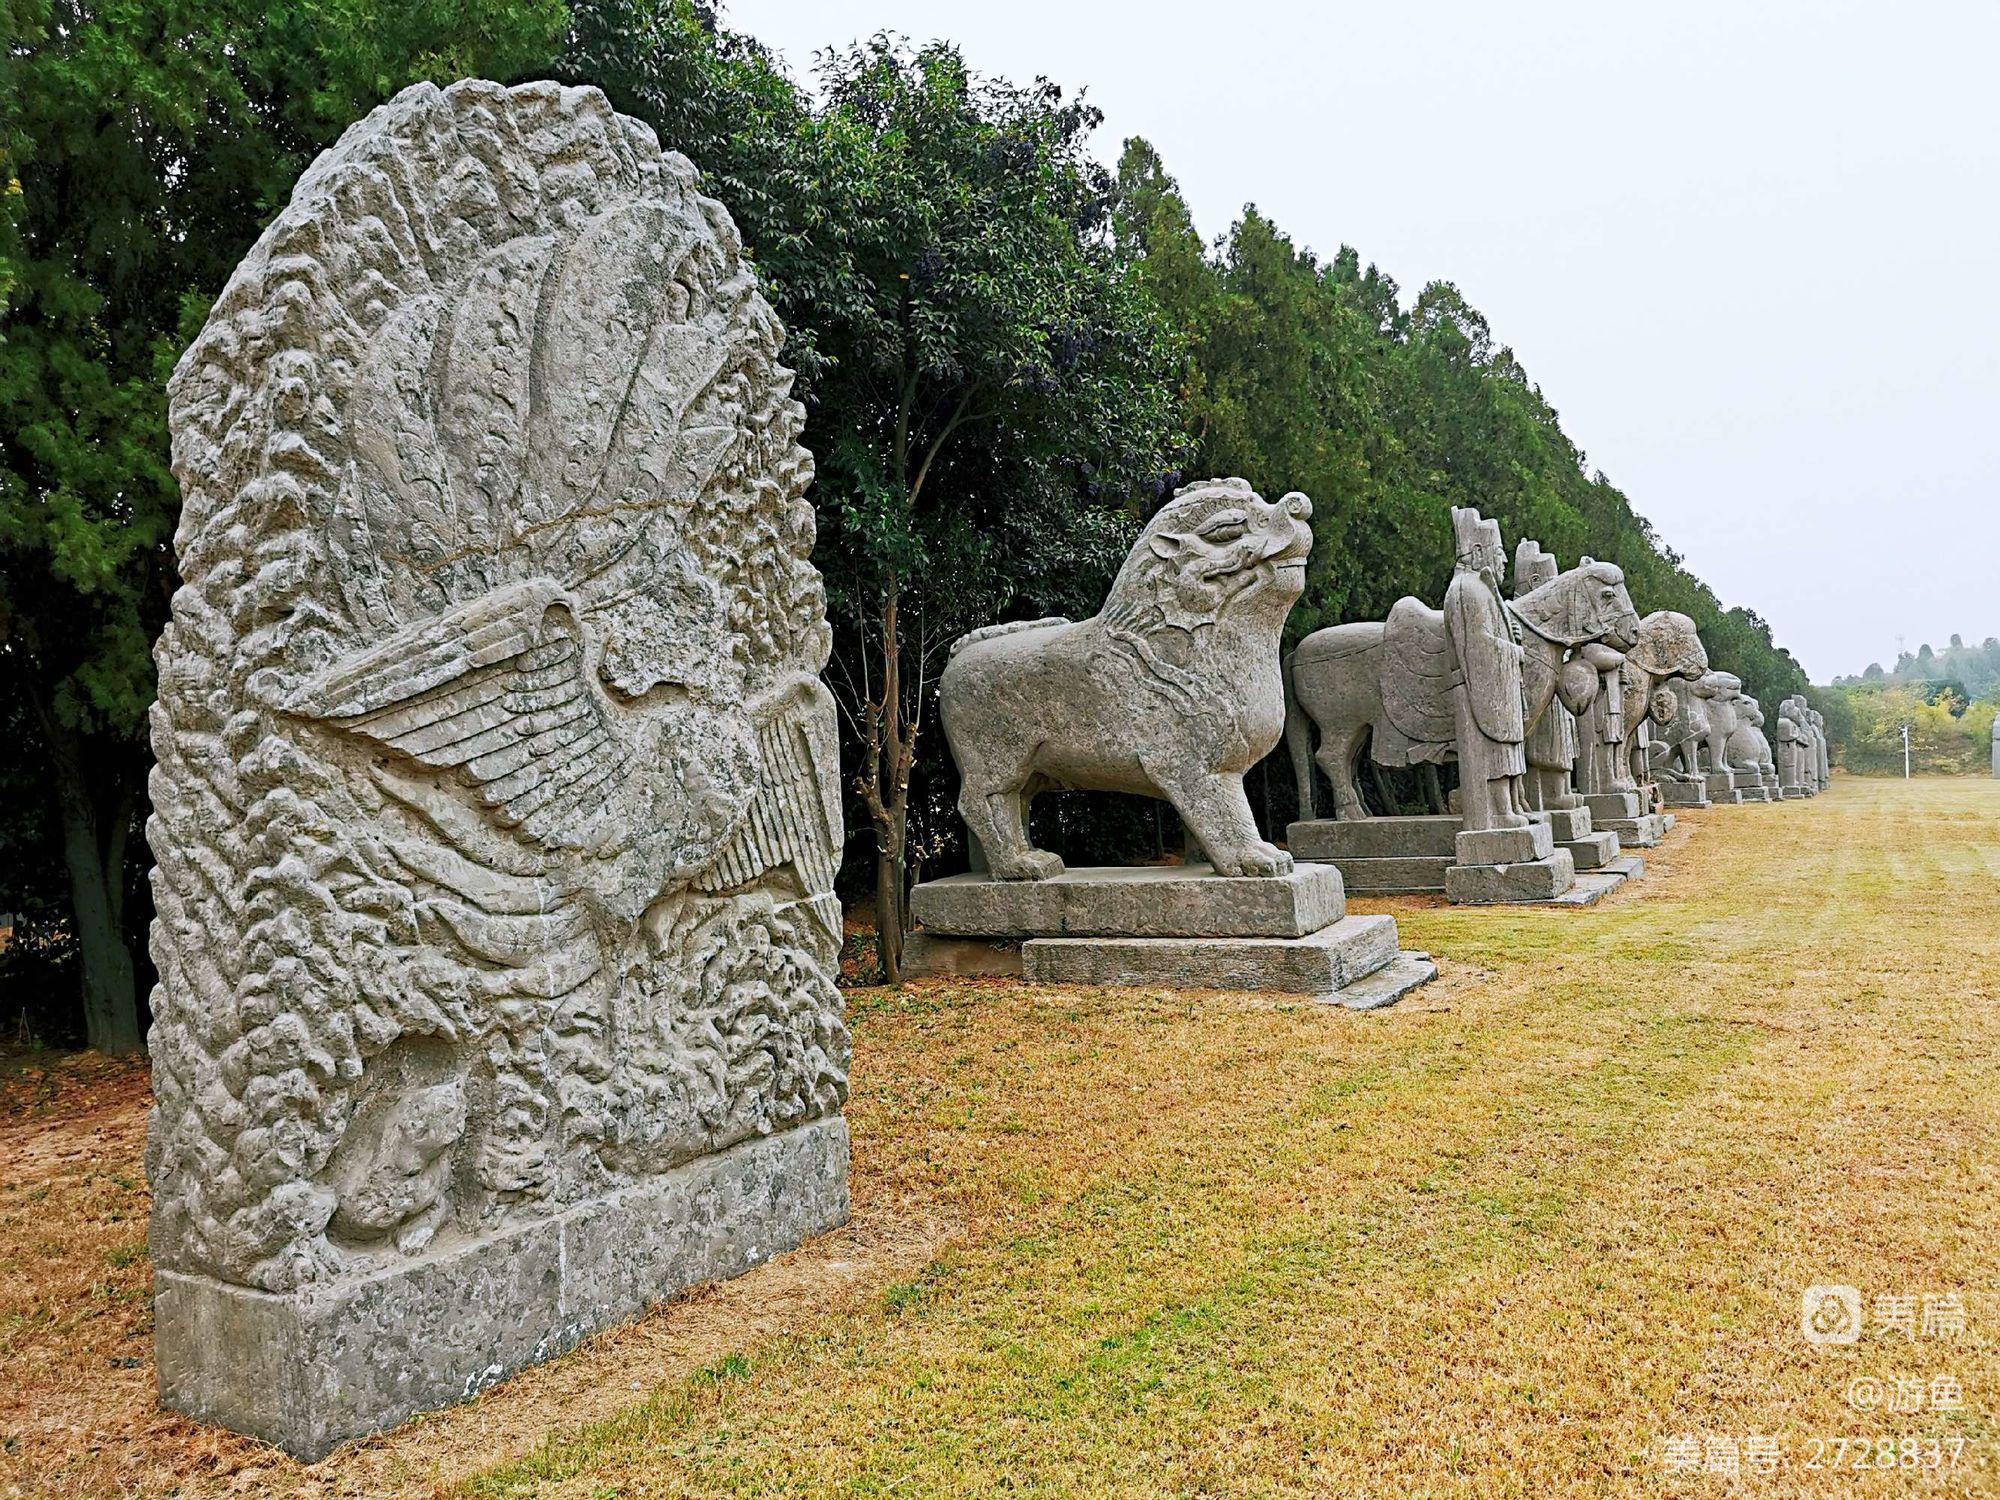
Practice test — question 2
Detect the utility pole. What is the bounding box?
[1902,720,1911,780]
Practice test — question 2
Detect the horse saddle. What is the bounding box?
[1373,596,1457,765]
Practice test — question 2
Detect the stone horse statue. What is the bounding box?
[1286,560,1640,821]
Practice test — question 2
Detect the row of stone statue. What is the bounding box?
[142,79,1827,1459]
[1273,506,1828,901]
[1290,506,1829,823]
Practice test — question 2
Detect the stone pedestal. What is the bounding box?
[156,1120,849,1460]
[912,863,1344,939]
[1286,814,1458,895]
[1445,847,1577,903]
[908,863,1434,1009]
[1291,813,1638,902]
[1732,771,1775,803]
[1659,780,1710,809]
[1443,821,1579,904]
[1583,790,1642,822]
[1584,790,1668,847]
[1537,806,1622,871]
[1704,768,1742,804]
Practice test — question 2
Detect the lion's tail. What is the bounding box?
[948,616,1070,658]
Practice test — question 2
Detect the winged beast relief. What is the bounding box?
[149,81,845,1294]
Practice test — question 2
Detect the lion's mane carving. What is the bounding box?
[148,80,846,1293]
[938,477,1313,879]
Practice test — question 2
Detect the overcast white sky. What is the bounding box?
[731,0,1999,681]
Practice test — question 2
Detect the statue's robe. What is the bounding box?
[1442,568,1525,781]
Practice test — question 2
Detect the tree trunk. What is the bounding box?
[858,589,915,986]
[50,744,142,1055]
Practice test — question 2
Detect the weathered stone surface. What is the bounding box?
[1444,849,1578,904]
[1540,807,1595,841]
[900,932,1023,978]
[939,479,1311,880]
[1323,854,1455,895]
[1456,822,1555,866]
[911,863,1346,940]
[155,1118,848,1460]
[1658,780,1711,808]
[1585,790,1644,822]
[1597,812,1669,846]
[1288,815,1460,860]
[150,79,848,1455]
[1024,914,1400,997]
[1559,830,1622,869]
[1328,951,1441,1011]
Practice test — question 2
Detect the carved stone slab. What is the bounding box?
[149,79,848,1456]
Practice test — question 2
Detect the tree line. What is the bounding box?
[0,0,1815,1045]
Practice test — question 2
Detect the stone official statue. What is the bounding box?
[1776,695,1810,791]
[1444,508,1531,830]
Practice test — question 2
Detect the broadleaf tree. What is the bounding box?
[0,0,568,1051]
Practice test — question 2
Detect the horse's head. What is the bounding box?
[1626,611,1708,681]
[1513,559,1640,650]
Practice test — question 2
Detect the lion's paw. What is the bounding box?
[996,849,1065,881]
[1214,843,1293,878]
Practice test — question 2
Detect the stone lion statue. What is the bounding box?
[938,478,1312,880]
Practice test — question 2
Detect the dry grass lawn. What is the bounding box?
[4,775,1997,1497]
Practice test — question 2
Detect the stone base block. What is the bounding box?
[1328,951,1440,1011]
[1287,815,1459,860]
[1455,822,1555,866]
[1286,815,1458,894]
[1558,830,1622,870]
[910,862,1345,940]
[1444,848,1576,904]
[1583,790,1643,822]
[1023,913,1404,998]
[1329,854,1454,895]
[1736,784,1775,803]
[1541,807,1595,841]
[1598,813,1668,847]
[1657,781,1708,807]
[154,1119,850,1461]
[901,931,1022,978]
[1703,770,1738,799]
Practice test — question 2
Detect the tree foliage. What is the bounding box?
[1114,140,1810,720]
[3,0,1826,1036]
[1831,682,1994,775]
[0,0,569,1050]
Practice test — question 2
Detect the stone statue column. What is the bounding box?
[1444,509,1528,830]
[1512,539,1582,811]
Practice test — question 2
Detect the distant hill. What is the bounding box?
[1835,634,2000,698]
